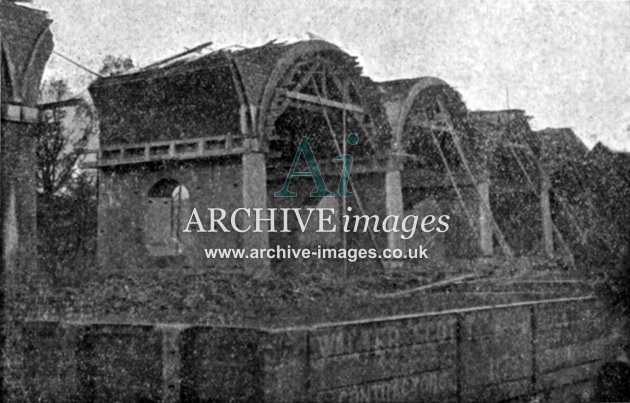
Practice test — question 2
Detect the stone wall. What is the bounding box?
[18,296,614,402]
[98,159,400,271]
[97,158,243,270]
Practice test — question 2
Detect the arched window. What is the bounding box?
[146,179,190,256]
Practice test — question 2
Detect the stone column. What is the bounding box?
[1,5,54,398]
[385,168,404,251]
[477,177,493,256]
[540,171,554,257]
[242,143,270,273]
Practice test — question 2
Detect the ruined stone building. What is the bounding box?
[584,142,630,262]
[89,40,400,271]
[89,39,599,271]
[378,79,561,260]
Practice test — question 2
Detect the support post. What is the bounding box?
[540,171,554,257]
[477,170,493,256]
[385,169,404,251]
[0,6,53,399]
[242,150,270,274]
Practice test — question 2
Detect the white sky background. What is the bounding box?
[33,0,630,151]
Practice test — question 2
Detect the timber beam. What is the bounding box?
[283,90,364,114]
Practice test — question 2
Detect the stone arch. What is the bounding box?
[20,26,53,104]
[393,77,469,171]
[255,40,390,157]
[145,178,190,256]
[391,77,452,153]
[379,77,476,255]
[241,41,397,255]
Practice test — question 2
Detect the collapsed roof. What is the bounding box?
[89,40,390,153]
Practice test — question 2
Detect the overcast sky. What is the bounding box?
[33,0,630,151]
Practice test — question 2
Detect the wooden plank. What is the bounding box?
[401,167,471,189]
[284,90,364,114]
[267,296,595,334]
[310,343,455,390]
[461,306,531,340]
[375,273,478,299]
[314,370,457,402]
[489,183,532,194]
[461,379,531,403]
[501,141,534,152]
[38,98,83,110]
[408,120,454,133]
[282,61,323,118]
[536,360,602,390]
[286,99,334,115]
[139,40,213,71]
[536,338,610,373]
[309,315,457,359]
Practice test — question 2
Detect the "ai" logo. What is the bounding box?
[274,133,359,198]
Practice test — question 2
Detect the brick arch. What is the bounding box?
[255,40,390,153]
[390,77,453,154]
[0,13,53,104]
[20,25,53,104]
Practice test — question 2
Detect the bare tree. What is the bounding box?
[99,55,134,76]
[34,79,97,197]
[34,78,98,283]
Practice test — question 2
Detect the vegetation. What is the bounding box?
[34,78,98,284]
[17,257,583,327]
[34,54,135,284]
[35,79,96,196]
[99,55,134,76]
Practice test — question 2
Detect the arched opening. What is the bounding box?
[146,178,190,256]
[399,83,470,207]
[392,81,472,256]
[262,49,384,174]
[485,113,543,256]
[259,45,390,251]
